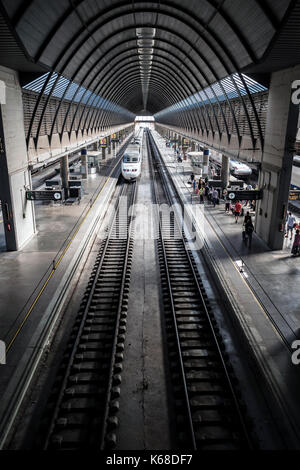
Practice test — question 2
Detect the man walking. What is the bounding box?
[286,212,296,240]
[212,188,218,207]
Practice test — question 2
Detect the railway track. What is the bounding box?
[146,130,253,450]
[38,179,137,450]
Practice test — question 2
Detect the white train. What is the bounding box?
[121,147,141,181]
[210,151,252,177]
[121,129,143,181]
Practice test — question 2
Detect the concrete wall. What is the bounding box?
[256,65,300,249]
[0,66,35,250]
[155,123,263,164]
[28,123,134,165]
[156,66,300,251]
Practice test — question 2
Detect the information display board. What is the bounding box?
[227,190,262,201]
[26,190,63,201]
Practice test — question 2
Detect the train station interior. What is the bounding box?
[1,0,300,455]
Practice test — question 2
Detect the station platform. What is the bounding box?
[153,130,300,447]
[0,139,129,444]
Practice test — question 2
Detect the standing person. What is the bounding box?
[225,196,230,213]
[208,187,213,204]
[190,173,195,184]
[245,218,254,249]
[204,184,209,199]
[199,186,204,203]
[243,211,251,225]
[212,188,218,207]
[198,179,203,203]
[286,212,296,240]
[234,200,242,223]
[192,178,197,192]
[223,189,230,213]
[292,229,300,255]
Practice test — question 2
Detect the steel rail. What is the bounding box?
[146,130,197,450]
[99,180,137,449]
[146,129,253,449]
[43,179,137,449]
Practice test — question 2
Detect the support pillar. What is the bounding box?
[80,148,88,179]
[256,66,300,249]
[60,154,69,196]
[107,135,111,155]
[0,67,35,251]
[191,141,196,151]
[102,147,106,160]
[221,154,230,189]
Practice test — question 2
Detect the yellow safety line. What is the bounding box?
[6,156,122,354]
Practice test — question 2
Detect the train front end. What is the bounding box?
[121,150,141,181]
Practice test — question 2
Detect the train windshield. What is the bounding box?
[123,154,139,163]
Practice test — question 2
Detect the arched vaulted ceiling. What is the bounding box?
[0,0,298,116]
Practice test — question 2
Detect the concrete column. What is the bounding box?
[0,67,35,251]
[80,149,88,179]
[102,147,106,160]
[60,154,69,196]
[191,141,196,151]
[107,135,111,155]
[221,154,230,189]
[256,66,300,249]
